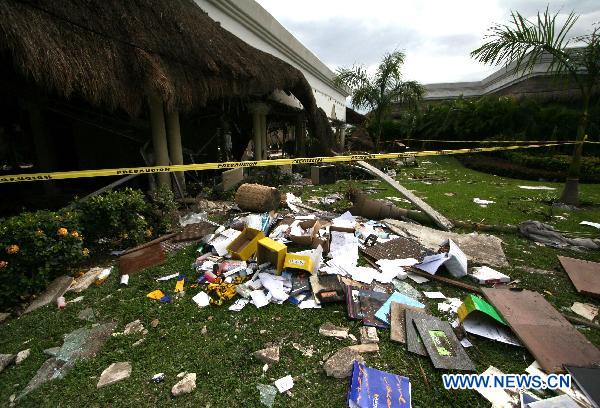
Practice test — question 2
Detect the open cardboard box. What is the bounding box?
[290,219,331,253]
[257,237,287,274]
[226,227,265,260]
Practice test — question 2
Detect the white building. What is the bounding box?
[196,0,348,122]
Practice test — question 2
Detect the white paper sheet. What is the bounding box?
[228,298,249,312]
[423,291,446,299]
[298,299,322,309]
[331,211,356,228]
[349,266,377,284]
[192,291,210,307]
[580,221,600,229]
[518,185,556,190]
[407,272,430,283]
[473,197,495,206]
[329,231,359,261]
[250,290,271,308]
[274,375,294,393]
[156,273,179,281]
[463,317,522,346]
[416,239,467,277]
[469,266,510,284]
[258,273,289,302]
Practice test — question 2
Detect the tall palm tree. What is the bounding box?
[471,8,600,205]
[334,51,424,151]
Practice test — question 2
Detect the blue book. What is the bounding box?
[348,361,411,408]
[374,292,425,324]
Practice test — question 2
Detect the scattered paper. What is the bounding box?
[580,221,600,230]
[258,273,289,302]
[286,192,302,213]
[473,197,495,207]
[192,291,210,307]
[210,228,241,256]
[406,272,429,284]
[156,273,179,282]
[348,266,377,284]
[274,375,294,393]
[469,266,510,284]
[250,290,271,308]
[519,185,556,190]
[437,298,463,314]
[460,338,473,348]
[298,299,322,309]
[228,299,249,312]
[331,211,356,228]
[423,291,446,299]
[474,366,518,407]
[376,258,419,268]
[570,302,598,321]
[416,239,467,277]
[329,231,359,261]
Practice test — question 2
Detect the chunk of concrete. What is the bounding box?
[121,319,146,335]
[15,349,31,365]
[171,373,196,397]
[323,348,365,379]
[253,346,280,365]
[24,276,74,314]
[0,353,15,373]
[69,267,103,293]
[16,322,116,401]
[319,322,349,339]
[384,219,508,267]
[43,347,60,357]
[359,326,379,344]
[97,362,132,388]
[347,343,379,353]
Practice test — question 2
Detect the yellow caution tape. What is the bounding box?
[386,138,599,144]
[0,141,579,184]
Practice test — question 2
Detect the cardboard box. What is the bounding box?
[226,228,265,260]
[289,219,331,253]
[257,237,287,273]
[283,253,314,274]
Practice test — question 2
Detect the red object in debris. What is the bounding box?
[204,271,218,283]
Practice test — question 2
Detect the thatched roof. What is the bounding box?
[0,0,319,120]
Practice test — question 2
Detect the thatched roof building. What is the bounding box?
[0,0,319,117]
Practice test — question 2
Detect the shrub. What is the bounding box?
[0,210,86,308]
[77,188,152,250]
[147,186,179,235]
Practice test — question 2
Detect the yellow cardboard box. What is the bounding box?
[257,237,287,274]
[226,228,265,260]
[283,253,314,274]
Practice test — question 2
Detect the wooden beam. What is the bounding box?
[355,160,454,230]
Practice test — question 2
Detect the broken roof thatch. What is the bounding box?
[0,0,319,120]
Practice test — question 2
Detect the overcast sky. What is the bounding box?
[255,0,600,84]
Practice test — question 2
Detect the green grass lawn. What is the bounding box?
[1,156,599,407]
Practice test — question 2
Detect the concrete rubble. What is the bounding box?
[318,322,349,339]
[253,346,280,365]
[24,276,74,314]
[15,349,31,365]
[171,372,196,397]
[97,362,132,388]
[323,347,365,378]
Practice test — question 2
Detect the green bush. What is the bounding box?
[0,210,86,308]
[77,187,179,250]
[77,188,151,250]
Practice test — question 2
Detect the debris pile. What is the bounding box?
[6,180,600,408]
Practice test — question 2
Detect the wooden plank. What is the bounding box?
[482,288,600,373]
[356,160,453,230]
[558,256,600,298]
[414,316,475,371]
[119,242,166,275]
[390,302,423,344]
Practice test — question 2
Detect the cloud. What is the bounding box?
[256,0,600,84]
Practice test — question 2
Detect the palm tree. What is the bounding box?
[334,51,424,151]
[471,8,600,205]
